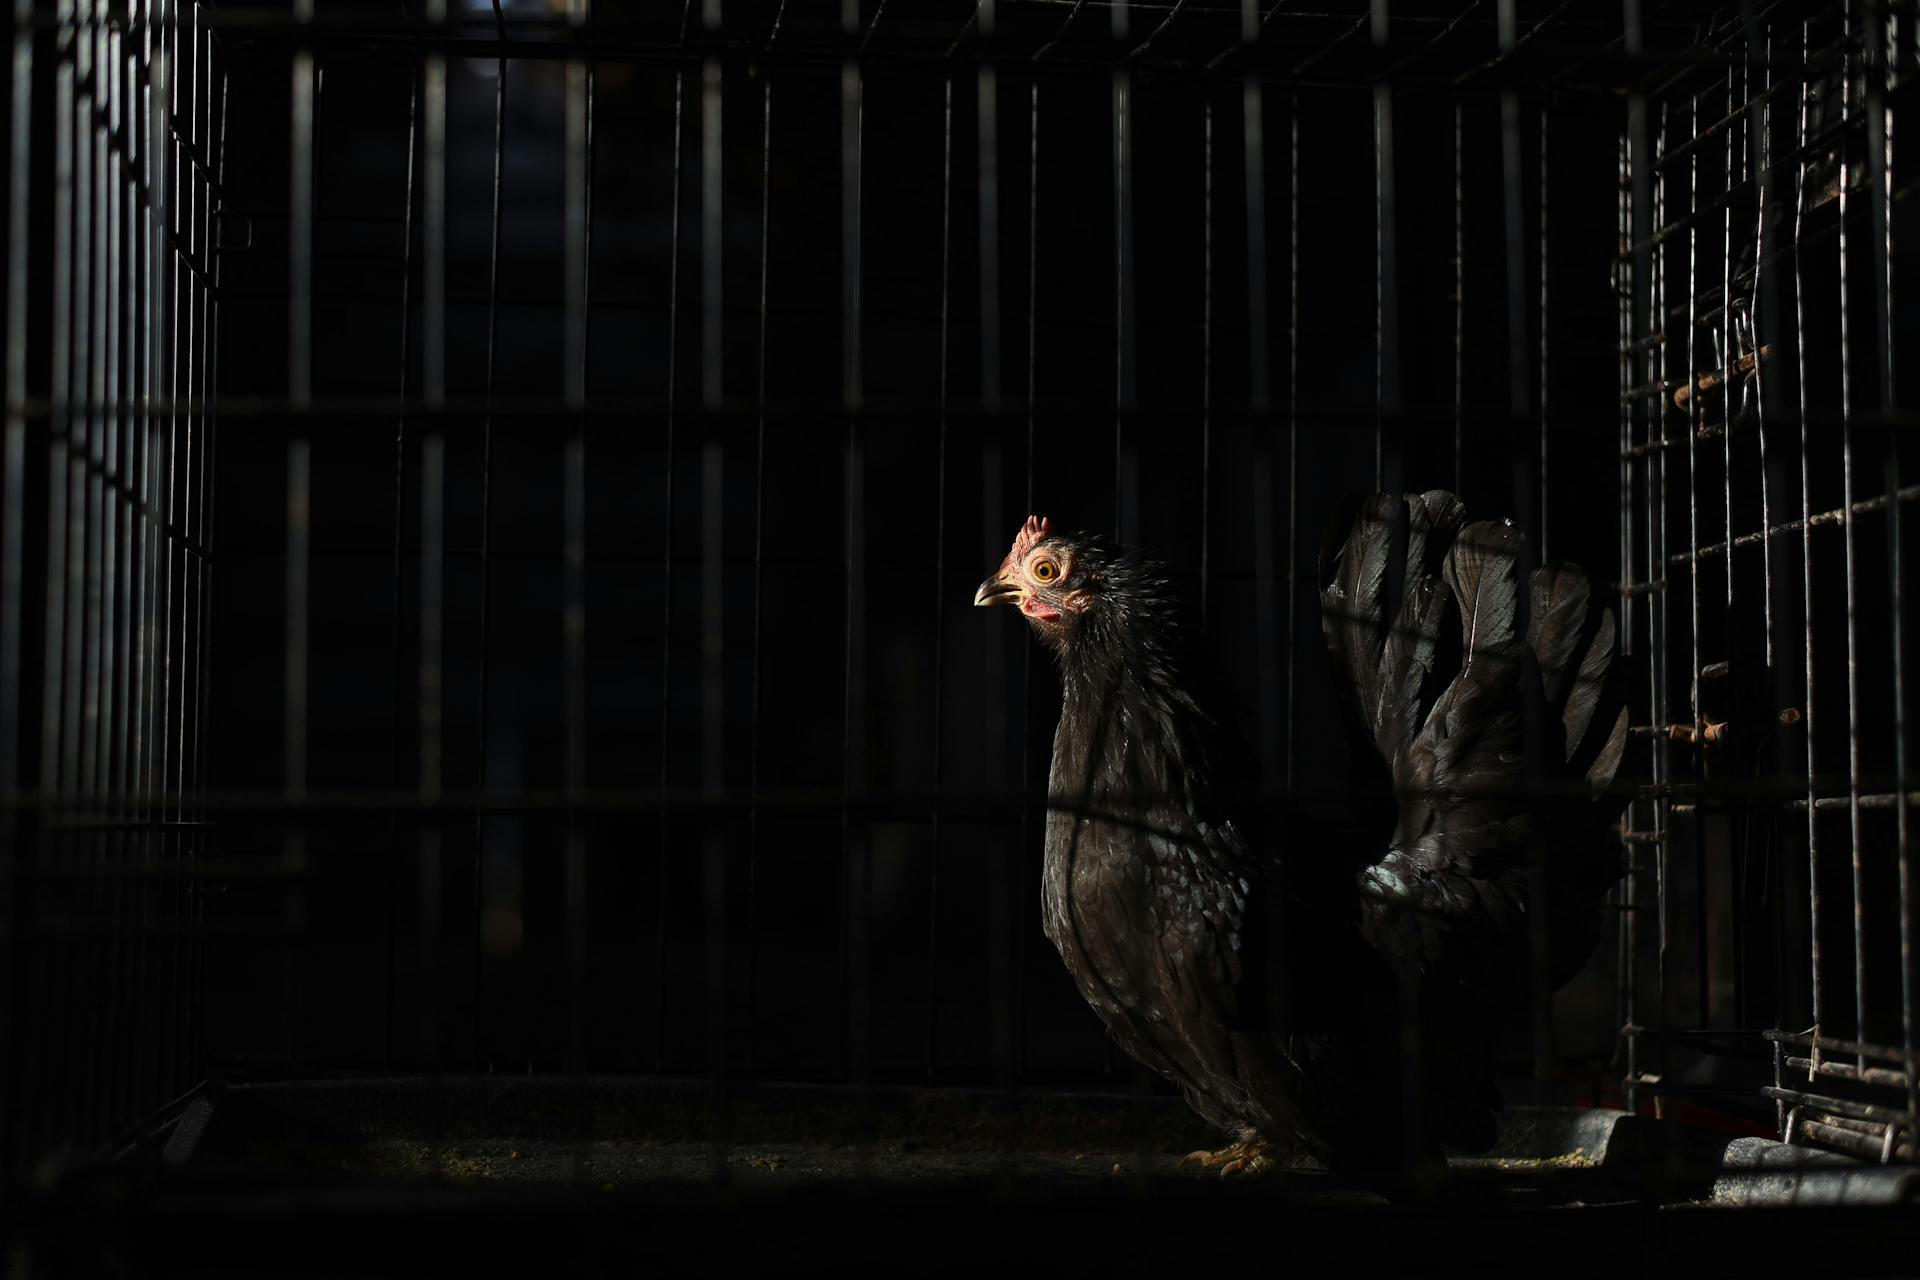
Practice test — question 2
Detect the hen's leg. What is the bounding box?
[1180,1138,1276,1178]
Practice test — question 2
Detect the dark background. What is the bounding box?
[202,3,1638,1085]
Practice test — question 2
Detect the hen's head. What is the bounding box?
[974,516,1105,650]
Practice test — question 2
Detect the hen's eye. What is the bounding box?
[1032,559,1058,583]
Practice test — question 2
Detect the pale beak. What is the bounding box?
[974,575,1021,608]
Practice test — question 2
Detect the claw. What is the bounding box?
[1182,1140,1276,1178]
[1220,1151,1274,1178]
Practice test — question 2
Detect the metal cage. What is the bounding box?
[0,0,1916,1237]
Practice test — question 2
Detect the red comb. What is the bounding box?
[1010,515,1052,562]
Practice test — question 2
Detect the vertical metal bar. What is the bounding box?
[149,0,171,1098]
[1839,12,1868,1070]
[418,0,448,1070]
[0,0,35,1164]
[147,0,170,1093]
[746,72,771,1075]
[656,59,685,1077]
[419,431,444,1068]
[1539,108,1549,560]
[1616,101,1637,1110]
[1793,16,1823,1071]
[563,8,592,1076]
[115,1,134,1111]
[1753,14,1790,1133]
[1867,0,1919,1158]
[1499,1,1526,440]
[174,6,191,833]
[473,1,509,1070]
[422,25,445,413]
[1685,88,1710,1035]
[81,5,104,1141]
[63,3,86,822]
[927,71,952,1078]
[121,1,137,827]
[185,0,204,1092]
[129,3,152,1085]
[113,12,137,1122]
[132,7,153,1104]
[101,19,119,819]
[192,37,225,1089]
[700,55,722,416]
[1651,93,1673,1103]
[977,59,998,414]
[385,25,422,1071]
[1286,92,1298,790]
[1724,62,1738,627]
[44,1,77,1153]
[974,4,1012,1101]
[1111,38,1135,543]
[0,0,28,750]
[1372,0,1394,493]
[189,17,224,1095]
[289,19,312,410]
[1752,17,1775,671]
[1024,69,1036,512]
[1017,67,1038,1085]
[100,19,119,824]
[839,23,870,1135]
[1454,101,1464,497]
[1201,97,1212,615]
[285,0,315,1072]
[1244,61,1277,784]
[32,4,72,1159]
[1495,0,1551,1088]
[283,433,309,1067]
[93,10,116,1133]
[1241,0,1288,1053]
[1720,58,1739,1028]
[77,5,97,823]
[699,23,726,1162]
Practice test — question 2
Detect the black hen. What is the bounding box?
[974,494,1630,1187]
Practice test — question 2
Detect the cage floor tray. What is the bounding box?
[14,1077,1919,1274]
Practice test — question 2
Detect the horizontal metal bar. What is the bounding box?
[1796,1117,1914,1163]
[1788,791,1920,813]
[1672,486,1920,565]
[21,8,1701,97]
[0,777,1718,821]
[12,395,1601,433]
[1785,1056,1914,1093]
[1765,1030,1916,1069]
[1767,1084,1916,1130]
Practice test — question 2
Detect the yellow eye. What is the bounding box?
[1032,558,1057,583]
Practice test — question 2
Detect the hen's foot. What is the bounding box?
[1181,1139,1276,1178]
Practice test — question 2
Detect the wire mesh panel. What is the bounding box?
[2,1,1918,1245]
[1,0,221,1180]
[1617,2,1919,1164]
